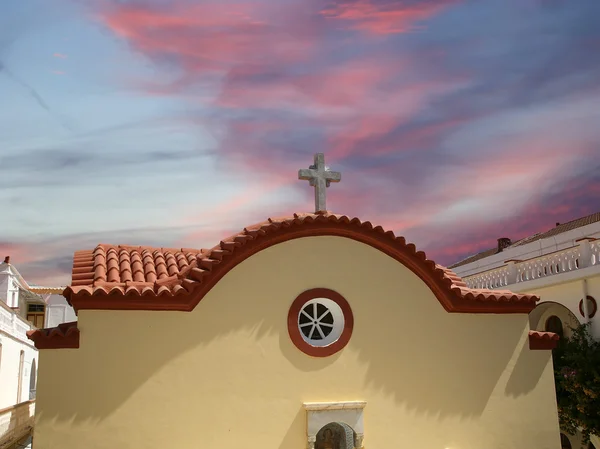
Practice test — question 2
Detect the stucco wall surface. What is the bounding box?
[0,333,37,409]
[33,236,561,449]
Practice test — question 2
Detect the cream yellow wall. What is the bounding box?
[33,236,561,449]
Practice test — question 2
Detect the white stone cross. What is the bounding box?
[298,153,341,213]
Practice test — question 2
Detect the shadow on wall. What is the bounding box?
[36,239,546,428]
[505,343,551,397]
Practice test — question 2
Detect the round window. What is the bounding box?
[298,297,345,347]
[579,295,597,319]
[288,288,353,357]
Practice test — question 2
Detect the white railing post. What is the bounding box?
[591,240,600,266]
[505,260,519,284]
[11,313,17,336]
[577,238,594,269]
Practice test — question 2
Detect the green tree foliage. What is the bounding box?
[553,323,600,443]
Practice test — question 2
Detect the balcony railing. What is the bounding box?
[0,301,35,344]
[0,400,35,448]
[464,238,600,289]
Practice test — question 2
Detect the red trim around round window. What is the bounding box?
[287,288,354,357]
[579,295,597,318]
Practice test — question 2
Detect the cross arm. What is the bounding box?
[298,168,316,180]
[324,171,341,182]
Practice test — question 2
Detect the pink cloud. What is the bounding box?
[51,70,66,75]
[25,268,71,288]
[85,0,599,276]
[215,57,406,110]
[321,0,457,35]
[428,186,600,266]
[53,53,68,59]
[97,2,320,80]
[0,242,38,265]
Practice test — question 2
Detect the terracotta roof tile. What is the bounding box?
[63,212,539,314]
[26,321,79,349]
[513,211,600,246]
[450,210,600,268]
[69,244,204,294]
[448,247,499,269]
[528,330,560,350]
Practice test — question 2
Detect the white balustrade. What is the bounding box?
[463,238,600,289]
[465,265,511,289]
[0,306,13,335]
[0,302,34,343]
[515,246,581,283]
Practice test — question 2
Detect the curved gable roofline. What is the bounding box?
[63,212,539,314]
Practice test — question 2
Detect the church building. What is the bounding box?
[28,155,563,448]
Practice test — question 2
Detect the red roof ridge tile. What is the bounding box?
[63,212,539,314]
[27,321,79,349]
[528,330,560,350]
[529,330,560,340]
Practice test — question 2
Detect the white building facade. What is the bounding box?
[0,296,38,447]
[0,256,76,447]
[450,213,600,339]
[0,257,76,331]
[450,212,600,449]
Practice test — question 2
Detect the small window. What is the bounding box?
[27,304,45,313]
[27,303,46,328]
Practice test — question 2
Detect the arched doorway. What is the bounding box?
[29,358,37,399]
[545,315,564,338]
[315,422,356,449]
[560,433,572,449]
[16,350,24,402]
[529,301,580,339]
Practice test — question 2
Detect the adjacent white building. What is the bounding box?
[449,211,600,449]
[0,257,76,330]
[0,256,75,448]
[0,284,38,447]
[450,212,600,339]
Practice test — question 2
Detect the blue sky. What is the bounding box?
[1,0,599,285]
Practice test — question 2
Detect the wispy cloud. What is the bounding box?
[2,0,600,285]
[321,0,458,35]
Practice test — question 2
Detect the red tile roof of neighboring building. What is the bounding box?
[449,211,600,269]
